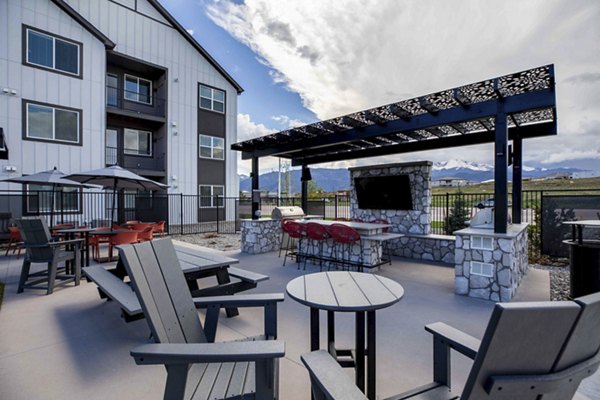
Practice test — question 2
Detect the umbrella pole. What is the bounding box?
[50,184,55,227]
[111,178,117,225]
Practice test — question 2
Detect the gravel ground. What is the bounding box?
[170,232,241,251]
[531,262,570,301]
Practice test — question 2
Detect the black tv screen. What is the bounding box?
[354,175,413,210]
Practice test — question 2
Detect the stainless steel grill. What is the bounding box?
[271,206,305,220]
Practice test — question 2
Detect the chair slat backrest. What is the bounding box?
[543,292,600,400]
[461,301,581,400]
[16,217,54,262]
[119,238,207,344]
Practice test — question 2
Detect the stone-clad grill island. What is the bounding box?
[234,65,557,301]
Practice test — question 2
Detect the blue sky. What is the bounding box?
[160,0,600,175]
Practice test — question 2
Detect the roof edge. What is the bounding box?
[148,0,244,94]
[50,0,116,49]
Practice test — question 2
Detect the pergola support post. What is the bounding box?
[494,112,508,234]
[251,157,259,220]
[301,165,310,213]
[512,136,523,224]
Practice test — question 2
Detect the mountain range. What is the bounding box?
[239,159,588,194]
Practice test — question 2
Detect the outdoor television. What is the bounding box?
[354,175,413,210]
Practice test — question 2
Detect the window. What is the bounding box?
[124,74,152,104]
[199,185,224,208]
[25,27,80,76]
[124,129,152,156]
[199,135,224,160]
[199,85,225,113]
[27,185,80,213]
[0,128,8,160]
[25,101,81,145]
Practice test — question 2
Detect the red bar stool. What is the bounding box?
[304,222,331,271]
[279,219,291,258]
[371,218,392,265]
[282,220,306,267]
[328,223,363,271]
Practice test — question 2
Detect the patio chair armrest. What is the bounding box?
[425,322,480,359]
[192,293,284,308]
[194,293,284,341]
[130,340,285,365]
[49,239,84,247]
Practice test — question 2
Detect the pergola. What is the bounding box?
[232,65,557,233]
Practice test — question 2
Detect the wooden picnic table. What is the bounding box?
[98,242,265,319]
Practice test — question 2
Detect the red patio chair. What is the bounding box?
[5,226,22,258]
[152,221,166,237]
[136,227,154,242]
[108,230,138,262]
[90,227,111,261]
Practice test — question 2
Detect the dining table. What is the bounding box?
[53,227,95,267]
[287,271,405,399]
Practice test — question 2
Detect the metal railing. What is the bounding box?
[106,85,166,118]
[105,146,165,171]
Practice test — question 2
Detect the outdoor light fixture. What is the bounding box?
[171,121,177,127]
[301,167,312,181]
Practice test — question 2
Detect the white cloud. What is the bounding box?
[270,115,307,128]
[236,114,284,175]
[209,0,600,169]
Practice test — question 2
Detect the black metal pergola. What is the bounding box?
[232,65,557,233]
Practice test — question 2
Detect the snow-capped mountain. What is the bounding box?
[434,159,493,172]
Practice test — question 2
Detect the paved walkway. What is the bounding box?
[0,241,597,399]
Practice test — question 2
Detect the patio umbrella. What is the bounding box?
[1,167,96,226]
[64,165,168,224]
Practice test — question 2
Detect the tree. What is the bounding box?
[307,180,324,199]
[446,191,470,234]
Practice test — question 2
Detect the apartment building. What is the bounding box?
[0,0,241,222]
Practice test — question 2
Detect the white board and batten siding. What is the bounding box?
[0,0,107,188]
[65,0,240,197]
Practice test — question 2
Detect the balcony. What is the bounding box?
[105,146,165,176]
[106,85,166,121]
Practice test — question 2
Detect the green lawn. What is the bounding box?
[432,177,600,195]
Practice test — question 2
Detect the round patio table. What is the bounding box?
[562,220,600,297]
[286,271,404,400]
[54,227,94,267]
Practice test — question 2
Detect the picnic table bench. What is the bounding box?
[84,242,268,322]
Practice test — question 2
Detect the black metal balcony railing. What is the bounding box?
[105,146,165,171]
[106,85,166,118]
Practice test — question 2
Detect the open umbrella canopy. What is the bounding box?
[1,167,95,188]
[1,167,99,226]
[64,165,167,191]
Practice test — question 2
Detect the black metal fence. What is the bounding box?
[1,189,599,256]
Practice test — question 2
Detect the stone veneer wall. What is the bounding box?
[241,219,281,254]
[394,234,455,264]
[349,161,432,235]
[454,224,529,302]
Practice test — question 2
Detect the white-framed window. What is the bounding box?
[470,261,494,278]
[25,27,80,76]
[26,184,80,213]
[124,129,152,156]
[199,185,224,208]
[0,128,6,151]
[471,235,494,250]
[124,74,152,104]
[199,134,225,160]
[25,101,80,144]
[199,85,225,113]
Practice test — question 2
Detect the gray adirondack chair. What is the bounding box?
[301,292,600,400]
[118,239,285,400]
[16,217,82,295]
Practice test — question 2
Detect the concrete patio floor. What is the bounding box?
[0,240,598,399]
